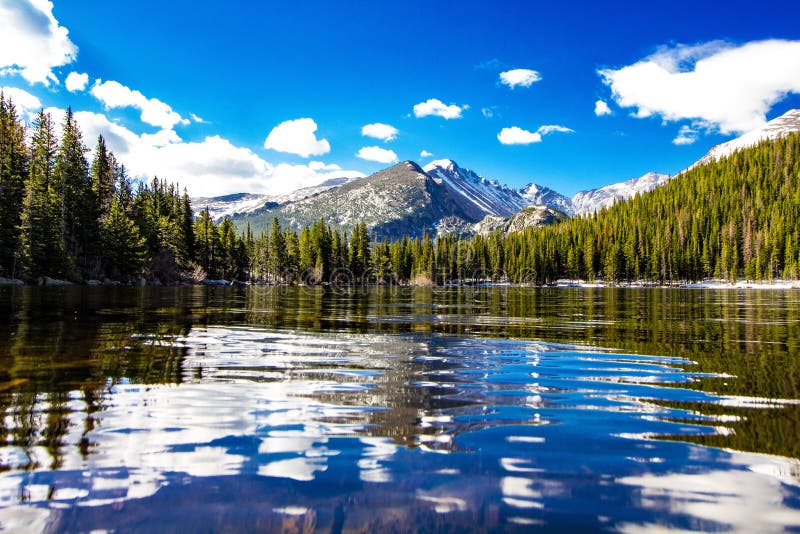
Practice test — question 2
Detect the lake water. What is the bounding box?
[1,286,799,532]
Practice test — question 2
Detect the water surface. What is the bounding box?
[1,286,799,532]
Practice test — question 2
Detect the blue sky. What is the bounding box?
[1,0,800,197]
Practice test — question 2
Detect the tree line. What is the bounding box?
[3,93,799,285]
[0,96,197,283]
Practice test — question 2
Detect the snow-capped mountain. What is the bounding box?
[228,160,571,239]
[193,176,355,221]
[232,161,498,239]
[688,108,800,170]
[519,183,575,216]
[423,159,529,217]
[571,172,671,215]
[191,192,273,221]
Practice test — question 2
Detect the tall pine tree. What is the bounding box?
[19,110,64,278]
[54,107,96,279]
[0,95,29,278]
[90,135,116,221]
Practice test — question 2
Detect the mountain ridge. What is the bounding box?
[687,109,800,171]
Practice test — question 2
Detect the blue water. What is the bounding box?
[1,287,799,532]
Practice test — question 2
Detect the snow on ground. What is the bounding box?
[681,280,800,289]
[554,279,800,289]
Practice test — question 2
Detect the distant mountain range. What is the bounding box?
[192,176,354,221]
[195,108,800,239]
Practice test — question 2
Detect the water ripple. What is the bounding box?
[1,326,799,531]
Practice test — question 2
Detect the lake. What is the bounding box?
[1,286,799,532]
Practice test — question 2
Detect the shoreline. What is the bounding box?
[2,277,799,290]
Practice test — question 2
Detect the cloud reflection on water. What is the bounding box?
[0,325,799,531]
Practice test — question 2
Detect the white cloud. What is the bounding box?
[672,124,698,145]
[90,79,189,129]
[599,39,800,134]
[498,127,541,145]
[308,161,341,172]
[594,99,611,116]
[264,118,330,157]
[190,113,205,123]
[361,122,398,141]
[537,124,574,135]
[498,124,573,145]
[356,146,398,164]
[0,0,77,85]
[65,71,88,92]
[481,107,495,119]
[420,150,433,158]
[140,128,182,147]
[413,98,466,120]
[42,106,361,197]
[270,163,362,191]
[1,86,41,113]
[499,68,542,89]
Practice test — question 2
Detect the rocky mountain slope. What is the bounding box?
[471,206,568,235]
[422,159,529,217]
[504,205,568,233]
[225,159,572,238]
[193,176,354,220]
[519,183,575,216]
[232,161,505,239]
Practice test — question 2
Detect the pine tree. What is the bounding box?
[218,217,238,279]
[349,221,371,280]
[268,217,286,281]
[54,107,95,278]
[194,208,219,277]
[181,189,195,262]
[101,198,146,279]
[90,135,116,221]
[0,95,29,278]
[116,165,133,213]
[19,110,64,278]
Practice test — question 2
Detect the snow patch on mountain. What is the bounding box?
[571,172,670,215]
[191,192,272,221]
[519,183,575,216]
[193,176,356,220]
[688,109,800,170]
[423,159,529,217]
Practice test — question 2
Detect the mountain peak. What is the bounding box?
[423,159,459,172]
[421,158,528,217]
[383,160,426,175]
[519,183,575,216]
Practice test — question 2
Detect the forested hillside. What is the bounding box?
[503,132,800,284]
